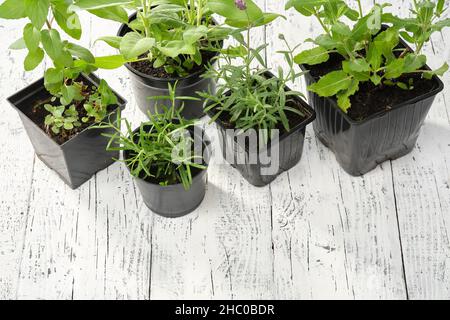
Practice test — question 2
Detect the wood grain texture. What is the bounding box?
[266,0,407,299]
[0,0,449,300]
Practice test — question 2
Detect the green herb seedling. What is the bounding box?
[0,0,120,139]
[95,83,206,190]
[288,0,450,112]
[94,0,234,77]
[200,1,304,142]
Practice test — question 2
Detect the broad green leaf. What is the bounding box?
[313,34,337,50]
[331,22,351,36]
[403,54,426,73]
[88,6,129,24]
[158,40,195,58]
[67,43,95,63]
[183,26,208,44]
[374,27,399,63]
[41,29,74,67]
[308,70,353,97]
[23,23,40,52]
[0,0,27,19]
[25,0,50,29]
[45,68,64,85]
[343,58,370,73]
[96,36,122,49]
[94,55,127,69]
[120,32,155,60]
[207,0,281,27]
[52,4,82,40]
[367,42,382,70]
[384,58,405,79]
[285,0,327,16]
[71,0,133,10]
[337,79,359,112]
[44,67,64,93]
[294,47,329,65]
[24,48,44,71]
[9,38,26,50]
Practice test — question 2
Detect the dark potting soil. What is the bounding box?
[130,49,217,79]
[25,79,116,145]
[306,52,438,121]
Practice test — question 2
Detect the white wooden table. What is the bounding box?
[1,1,449,300]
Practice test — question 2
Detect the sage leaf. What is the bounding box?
[294,47,329,65]
[308,70,353,97]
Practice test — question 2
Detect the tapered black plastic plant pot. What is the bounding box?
[300,37,445,176]
[207,72,316,187]
[7,73,127,189]
[117,12,221,120]
[124,125,210,218]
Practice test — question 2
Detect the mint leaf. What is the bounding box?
[24,48,44,71]
[25,0,50,29]
[0,0,27,19]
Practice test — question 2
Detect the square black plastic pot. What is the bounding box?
[117,12,221,120]
[300,40,444,176]
[207,73,316,187]
[7,73,127,189]
[124,125,210,218]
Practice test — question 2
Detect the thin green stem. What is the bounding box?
[357,0,363,17]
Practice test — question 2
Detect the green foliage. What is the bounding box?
[0,0,120,137]
[44,104,82,134]
[200,2,300,140]
[288,0,450,112]
[95,84,206,190]
[94,0,234,77]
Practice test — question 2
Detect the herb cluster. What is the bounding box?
[0,0,119,139]
[289,0,450,112]
[96,84,206,190]
[95,0,233,77]
[201,0,304,138]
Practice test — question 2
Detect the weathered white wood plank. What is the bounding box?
[0,20,40,300]
[15,14,152,300]
[149,0,275,300]
[392,24,450,299]
[266,0,407,299]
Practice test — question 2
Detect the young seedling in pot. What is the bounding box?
[288,0,448,176]
[200,0,316,186]
[95,83,210,217]
[0,0,120,144]
[1,0,128,188]
[289,0,449,114]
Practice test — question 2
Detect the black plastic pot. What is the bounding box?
[7,73,127,189]
[125,125,210,218]
[300,38,445,176]
[117,13,221,120]
[207,73,316,187]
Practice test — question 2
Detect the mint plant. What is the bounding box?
[288,0,450,112]
[200,0,304,139]
[0,0,119,140]
[93,0,235,77]
[96,84,206,190]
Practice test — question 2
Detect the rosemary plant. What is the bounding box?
[96,84,206,190]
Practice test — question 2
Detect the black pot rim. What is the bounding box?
[117,11,223,84]
[206,71,316,150]
[299,26,445,125]
[7,73,128,148]
[124,124,211,189]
